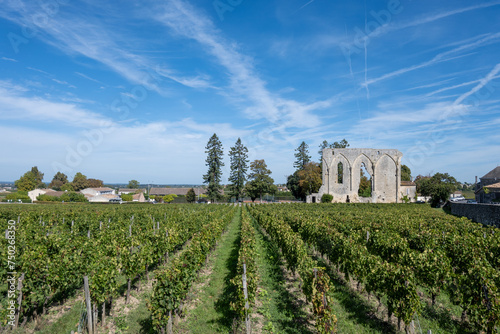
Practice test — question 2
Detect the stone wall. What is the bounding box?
[310,148,403,203]
[450,203,500,227]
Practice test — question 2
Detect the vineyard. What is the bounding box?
[1,203,499,334]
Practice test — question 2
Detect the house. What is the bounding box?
[28,189,68,201]
[81,187,116,197]
[118,188,145,195]
[400,181,417,202]
[132,193,146,202]
[28,189,48,202]
[149,187,207,197]
[475,167,500,203]
[88,194,122,203]
[450,191,463,199]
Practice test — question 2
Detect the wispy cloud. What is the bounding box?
[454,63,500,105]
[1,57,17,62]
[367,1,500,40]
[52,78,76,89]
[154,0,331,132]
[75,72,103,84]
[364,33,500,86]
[0,81,109,128]
[0,2,210,94]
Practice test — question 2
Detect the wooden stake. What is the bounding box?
[84,276,93,334]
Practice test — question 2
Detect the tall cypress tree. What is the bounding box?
[203,133,224,202]
[228,138,249,202]
[293,141,311,170]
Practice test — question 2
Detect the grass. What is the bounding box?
[174,207,241,333]
[251,213,313,334]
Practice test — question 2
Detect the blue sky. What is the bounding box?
[0,0,499,185]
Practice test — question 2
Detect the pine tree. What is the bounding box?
[186,188,196,203]
[318,140,329,161]
[293,141,311,170]
[203,133,224,202]
[228,138,249,202]
[245,160,276,202]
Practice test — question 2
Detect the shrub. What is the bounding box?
[321,194,333,203]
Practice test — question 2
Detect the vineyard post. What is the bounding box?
[14,273,24,328]
[167,310,173,334]
[84,276,93,334]
[71,220,74,233]
[366,231,370,243]
[242,263,250,334]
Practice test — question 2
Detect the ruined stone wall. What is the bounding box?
[312,148,403,203]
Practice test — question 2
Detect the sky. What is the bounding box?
[0,0,499,185]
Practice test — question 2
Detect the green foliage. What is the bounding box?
[186,188,196,203]
[14,166,45,191]
[401,164,412,182]
[318,140,330,161]
[228,138,249,201]
[149,207,234,331]
[247,205,337,332]
[49,172,68,190]
[72,172,88,191]
[203,133,224,202]
[36,192,88,202]
[128,179,140,188]
[87,178,103,188]
[60,183,74,191]
[121,194,133,201]
[5,191,30,200]
[230,208,258,318]
[293,141,311,170]
[286,170,305,201]
[321,194,333,203]
[415,172,458,207]
[245,159,276,202]
[297,162,322,195]
[330,139,349,148]
[163,194,177,203]
[358,168,372,197]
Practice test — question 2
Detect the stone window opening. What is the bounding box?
[338,162,344,184]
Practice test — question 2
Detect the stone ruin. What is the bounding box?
[307,148,407,203]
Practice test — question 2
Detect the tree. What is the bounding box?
[358,169,372,197]
[163,194,177,204]
[87,178,103,188]
[72,172,88,191]
[293,141,311,170]
[318,140,330,161]
[14,166,45,191]
[297,162,322,196]
[331,139,349,148]
[30,166,45,188]
[286,171,304,201]
[121,194,133,201]
[203,134,224,202]
[15,171,37,191]
[415,172,458,207]
[245,160,277,202]
[186,188,196,203]
[401,165,412,182]
[61,183,74,191]
[227,138,249,202]
[128,180,140,189]
[49,172,68,190]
